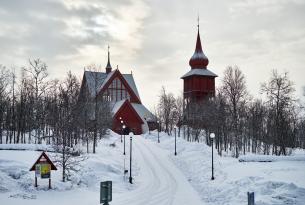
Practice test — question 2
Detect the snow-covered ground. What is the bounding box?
[1,130,305,205]
[144,131,305,205]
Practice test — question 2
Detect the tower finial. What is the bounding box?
[105,44,112,73]
[197,14,199,30]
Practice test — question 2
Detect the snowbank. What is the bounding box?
[239,154,305,162]
[0,131,137,205]
[144,131,305,205]
[0,144,54,152]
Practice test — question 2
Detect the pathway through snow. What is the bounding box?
[113,135,204,205]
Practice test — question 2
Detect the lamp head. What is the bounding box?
[123,125,126,129]
[210,133,215,139]
[121,120,123,124]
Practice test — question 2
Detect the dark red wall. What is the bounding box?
[112,103,143,135]
[184,76,215,102]
[184,76,215,93]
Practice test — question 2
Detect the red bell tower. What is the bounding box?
[181,22,217,119]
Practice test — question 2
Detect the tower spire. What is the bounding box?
[189,18,209,69]
[106,45,112,73]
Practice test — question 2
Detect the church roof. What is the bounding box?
[84,70,140,100]
[181,68,217,79]
[111,99,156,123]
[131,103,157,122]
[189,27,209,69]
[84,71,108,97]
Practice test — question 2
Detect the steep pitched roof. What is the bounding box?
[181,68,217,79]
[97,69,141,103]
[83,70,141,101]
[112,100,144,124]
[131,103,157,122]
[123,74,140,99]
[111,100,156,124]
[84,71,108,97]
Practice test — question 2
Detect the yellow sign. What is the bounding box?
[40,164,51,179]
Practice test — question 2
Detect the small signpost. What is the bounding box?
[100,181,112,205]
[29,151,57,189]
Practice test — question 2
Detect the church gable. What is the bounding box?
[98,70,141,103]
[112,100,144,135]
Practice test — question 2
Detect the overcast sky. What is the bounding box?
[0,0,304,109]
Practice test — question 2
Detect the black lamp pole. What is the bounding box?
[157,121,160,143]
[120,120,123,143]
[123,134,126,155]
[211,138,214,180]
[129,134,133,184]
[210,133,215,180]
[174,127,177,156]
[123,125,126,155]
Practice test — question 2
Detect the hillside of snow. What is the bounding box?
[144,131,305,205]
[0,130,305,205]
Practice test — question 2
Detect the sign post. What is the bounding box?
[100,181,112,205]
[29,152,57,189]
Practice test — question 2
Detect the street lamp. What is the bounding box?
[129,132,133,184]
[210,132,215,180]
[120,119,123,143]
[174,126,177,156]
[123,125,126,155]
[157,120,160,143]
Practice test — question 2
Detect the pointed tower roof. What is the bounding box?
[189,23,209,69]
[106,45,112,73]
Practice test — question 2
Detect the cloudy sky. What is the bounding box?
[0,0,305,109]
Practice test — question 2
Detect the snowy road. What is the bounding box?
[113,135,204,205]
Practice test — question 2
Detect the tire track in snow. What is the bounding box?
[113,135,203,205]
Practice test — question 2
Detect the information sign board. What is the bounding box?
[41,163,51,179]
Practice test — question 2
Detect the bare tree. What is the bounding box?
[261,70,296,155]
[157,87,176,135]
[24,59,48,144]
[221,66,248,158]
[0,65,11,144]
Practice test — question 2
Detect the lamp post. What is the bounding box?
[157,120,160,143]
[174,126,177,156]
[123,125,126,155]
[120,120,123,143]
[129,132,133,184]
[210,132,215,180]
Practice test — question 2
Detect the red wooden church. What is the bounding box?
[79,48,156,135]
[181,24,217,120]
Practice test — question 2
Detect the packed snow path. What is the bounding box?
[113,135,204,205]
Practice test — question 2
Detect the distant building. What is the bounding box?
[78,48,156,135]
[181,24,218,122]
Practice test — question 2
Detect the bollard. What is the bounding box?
[100,181,112,205]
[247,192,255,205]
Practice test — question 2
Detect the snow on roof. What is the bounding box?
[84,71,108,97]
[123,74,140,100]
[97,70,116,94]
[181,68,218,79]
[110,100,156,123]
[131,103,156,122]
[111,99,126,115]
[191,51,208,60]
[84,70,140,100]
